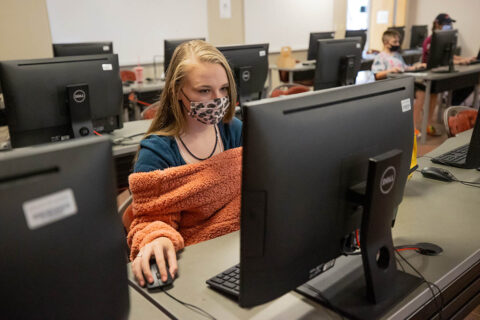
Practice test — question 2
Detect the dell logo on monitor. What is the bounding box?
[73,90,86,103]
[380,166,396,195]
[242,70,251,82]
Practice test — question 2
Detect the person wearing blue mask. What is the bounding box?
[421,13,474,65]
[417,13,477,136]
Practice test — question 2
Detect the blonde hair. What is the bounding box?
[145,40,237,137]
[382,30,400,44]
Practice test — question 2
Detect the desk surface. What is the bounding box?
[123,80,165,94]
[392,63,480,80]
[127,130,480,319]
[110,119,152,157]
[270,63,316,72]
[129,285,169,319]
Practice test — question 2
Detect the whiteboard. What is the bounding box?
[46,0,208,66]
[244,0,335,52]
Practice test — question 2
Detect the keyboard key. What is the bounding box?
[223,266,238,274]
[223,282,236,289]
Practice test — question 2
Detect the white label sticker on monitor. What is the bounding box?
[259,50,266,57]
[356,43,361,48]
[401,99,411,112]
[23,188,78,230]
[102,64,113,71]
[103,45,110,51]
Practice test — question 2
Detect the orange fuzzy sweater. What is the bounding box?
[124,147,242,261]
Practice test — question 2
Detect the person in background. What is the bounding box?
[372,30,426,137]
[418,13,477,136]
[372,29,425,80]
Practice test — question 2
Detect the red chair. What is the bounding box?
[443,106,478,137]
[270,84,310,98]
[120,70,136,82]
[140,101,160,119]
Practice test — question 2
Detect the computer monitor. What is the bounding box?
[345,29,367,52]
[387,26,405,47]
[313,38,362,90]
[410,25,428,49]
[0,54,123,148]
[53,42,113,57]
[164,37,206,73]
[217,43,269,105]
[239,77,421,318]
[427,29,458,72]
[307,31,336,60]
[0,136,129,319]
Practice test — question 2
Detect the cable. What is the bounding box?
[128,93,152,107]
[124,132,146,139]
[395,254,406,273]
[161,288,217,320]
[93,130,102,136]
[415,168,480,188]
[459,181,480,188]
[396,247,420,252]
[112,132,147,146]
[395,250,444,320]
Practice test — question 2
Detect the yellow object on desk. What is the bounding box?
[276,46,296,68]
[409,135,418,179]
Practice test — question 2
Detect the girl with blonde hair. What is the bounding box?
[129,40,242,287]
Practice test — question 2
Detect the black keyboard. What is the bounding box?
[206,259,336,298]
[206,264,240,297]
[406,67,428,73]
[431,144,469,167]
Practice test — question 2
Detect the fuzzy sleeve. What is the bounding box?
[126,206,185,261]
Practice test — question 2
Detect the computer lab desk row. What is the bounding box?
[125,130,480,320]
[389,63,480,144]
[269,49,424,85]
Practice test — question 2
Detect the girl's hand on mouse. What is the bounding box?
[131,237,178,287]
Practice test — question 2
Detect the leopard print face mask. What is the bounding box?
[181,90,230,125]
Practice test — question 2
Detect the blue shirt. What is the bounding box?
[134,117,242,172]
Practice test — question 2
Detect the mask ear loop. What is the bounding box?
[179,89,192,113]
[180,89,192,102]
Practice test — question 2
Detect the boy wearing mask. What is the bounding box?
[372,30,425,80]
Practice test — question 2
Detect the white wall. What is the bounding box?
[406,0,479,57]
[244,0,335,52]
[46,0,208,66]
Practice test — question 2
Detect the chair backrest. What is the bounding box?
[270,84,310,98]
[140,101,160,119]
[443,106,478,137]
[120,70,136,82]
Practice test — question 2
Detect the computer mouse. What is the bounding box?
[147,261,174,290]
[420,166,455,182]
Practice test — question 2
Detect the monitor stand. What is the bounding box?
[431,44,457,73]
[66,84,95,138]
[339,55,357,86]
[297,149,423,320]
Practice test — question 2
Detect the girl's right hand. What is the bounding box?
[131,237,178,287]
